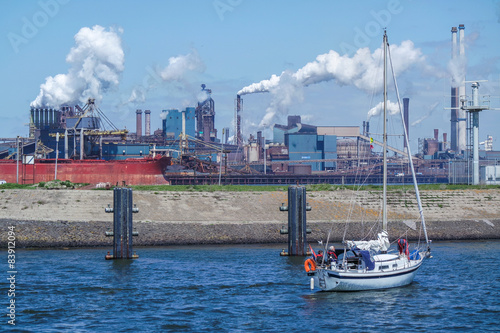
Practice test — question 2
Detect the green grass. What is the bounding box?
[0,180,89,190]
[122,183,500,192]
[347,184,500,191]
[0,183,35,189]
[127,185,290,192]
[2,182,498,192]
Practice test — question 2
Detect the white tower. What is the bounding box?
[457,24,467,153]
[464,82,489,185]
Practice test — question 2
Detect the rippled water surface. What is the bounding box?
[4,241,500,332]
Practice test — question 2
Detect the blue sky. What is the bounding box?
[1,0,499,153]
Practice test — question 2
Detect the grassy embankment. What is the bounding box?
[127,183,500,192]
[1,181,499,192]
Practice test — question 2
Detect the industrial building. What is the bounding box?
[5,79,497,186]
[195,84,217,142]
[162,107,196,140]
[273,116,338,172]
[1,26,499,186]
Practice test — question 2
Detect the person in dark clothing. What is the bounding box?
[315,250,324,264]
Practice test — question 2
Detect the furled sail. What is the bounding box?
[347,231,390,252]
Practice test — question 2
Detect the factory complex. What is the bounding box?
[0,25,499,186]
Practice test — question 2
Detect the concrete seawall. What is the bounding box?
[1,188,499,248]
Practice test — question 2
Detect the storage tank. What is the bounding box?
[246,143,260,163]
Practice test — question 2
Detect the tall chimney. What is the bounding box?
[180,109,186,154]
[443,133,448,150]
[144,110,151,136]
[403,98,410,149]
[257,131,262,160]
[457,24,466,153]
[450,27,458,152]
[136,109,142,137]
[236,95,242,146]
[434,129,439,141]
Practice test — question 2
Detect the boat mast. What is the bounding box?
[386,33,431,250]
[382,30,388,232]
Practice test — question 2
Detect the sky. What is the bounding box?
[1,0,499,153]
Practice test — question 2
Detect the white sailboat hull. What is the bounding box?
[309,256,424,292]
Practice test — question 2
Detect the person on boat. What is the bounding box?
[327,246,337,264]
[315,250,324,264]
[397,238,410,257]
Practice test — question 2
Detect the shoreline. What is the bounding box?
[1,188,499,248]
[2,218,499,249]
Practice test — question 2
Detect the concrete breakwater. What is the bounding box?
[1,188,499,247]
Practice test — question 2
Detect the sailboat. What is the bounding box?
[306,31,431,292]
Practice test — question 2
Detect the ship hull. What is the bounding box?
[309,255,424,292]
[0,156,171,185]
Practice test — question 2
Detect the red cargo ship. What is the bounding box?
[0,155,171,185]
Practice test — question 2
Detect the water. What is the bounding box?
[3,241,499,332]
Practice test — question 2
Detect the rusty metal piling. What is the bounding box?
[105,188,139,259]
[280,186,311,256]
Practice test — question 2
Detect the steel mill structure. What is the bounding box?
[1,27,499,186]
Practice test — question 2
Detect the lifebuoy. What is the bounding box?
[304,258,316,272]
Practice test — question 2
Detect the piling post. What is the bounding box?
[105,188,139,260]
[279,186,311,256]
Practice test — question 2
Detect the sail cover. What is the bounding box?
[347,231,390,253]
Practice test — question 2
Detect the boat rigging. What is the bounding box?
[305,30,432,292]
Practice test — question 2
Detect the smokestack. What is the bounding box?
[450,26,458,152]
[403,98,410,149]
[443,133,448,150]
[257,131,262,160]
[182,109,186,140]
[457,24,466,153]
[236,95,242,146]
[366,121,370,136]
[434,129,439,141]
[136,109,142,137]
[144,110,151,136]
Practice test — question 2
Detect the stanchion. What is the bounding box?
[105,187,139,260]
[279,186,311,256]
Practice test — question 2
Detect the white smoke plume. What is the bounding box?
[197,89,209,103]
[367,100,400,121]
[411,101,439,126]
[238,40,424,128]
[448,54,466,88]
[159,49,205,81]
[126,49,205,105]
[259,71,304,128]
[237,74,281,96]
[31,25,124,108]
[159,110,169,120]
[238,40,424,96]
[127,88,146,104]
